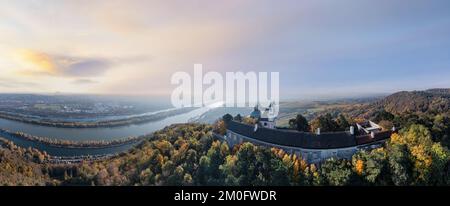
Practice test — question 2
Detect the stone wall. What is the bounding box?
[222,130,386,163]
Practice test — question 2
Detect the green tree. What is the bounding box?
[310,113,339,132]
[269,158,290,186]
[235,143,257,185]
[373,110,395,122]
[234,114,243,122]
[166,166,184,185]
[387,144,412,186]
[223,114,233,122]
[184,149,198,173]
[183,173,193,186]
[206,141,227,185]
[429,143,450,185]
[320,158,353,186]
[289,114,309,132]
[220,155,239,186]
[336,114,350,130]
[195,156,211,185]
[352,149,388,185]
[431,114,450,147]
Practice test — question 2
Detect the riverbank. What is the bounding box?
[0,136,118,165]
[0,107,195,128]
[0,128,147,149]
[0,106,213,156]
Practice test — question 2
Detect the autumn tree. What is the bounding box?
[352,148,388,185]
[213,119,227,135]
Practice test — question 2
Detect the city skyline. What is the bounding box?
[1,0,450,100]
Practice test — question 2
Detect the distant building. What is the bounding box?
[221,109,394,163]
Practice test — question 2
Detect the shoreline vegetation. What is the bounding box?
[0,128,147,149]
[0,107,195,128]
[0,137,118,165]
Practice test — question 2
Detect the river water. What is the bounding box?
[0,106,215,156]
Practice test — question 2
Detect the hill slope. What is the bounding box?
[376,89,450,115]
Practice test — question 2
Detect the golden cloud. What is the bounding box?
[15,49,59,75]
[13,49,112,78]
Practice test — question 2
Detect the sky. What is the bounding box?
[0,0,450,100]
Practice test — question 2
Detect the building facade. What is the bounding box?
[223,126,387,163]
[221,107,394,163]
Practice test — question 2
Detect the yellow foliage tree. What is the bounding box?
[390,133,405,145]
[213,120,227,135]
[282,154,293,167]
[355,159,364,175]
[410,144,432,182]
[293,160,300,178]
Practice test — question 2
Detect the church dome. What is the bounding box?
[250,106,261,119]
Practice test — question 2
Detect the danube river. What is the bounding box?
[0,106,216,156]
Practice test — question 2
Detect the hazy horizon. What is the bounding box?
[0,89,405,102]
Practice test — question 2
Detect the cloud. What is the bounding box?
[16,49,58,74]
[14,49,112,77]
[65,59,110,77]
[2,1,450,95]
[71,79,99,85]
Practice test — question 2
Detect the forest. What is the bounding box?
[1,122,448,186]
[0,89,449,186]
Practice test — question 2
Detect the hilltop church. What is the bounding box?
[221,105,395,163]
